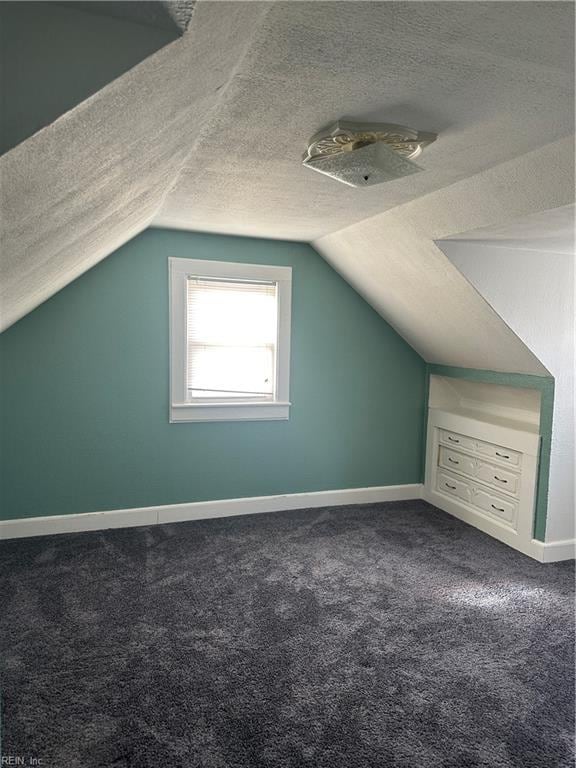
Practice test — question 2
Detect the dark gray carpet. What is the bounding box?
[0,501,574,768]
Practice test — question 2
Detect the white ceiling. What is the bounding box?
[1,0,574,379]
[154,0,574,240]
[0,1,270,331]
[316,136,574,375]
[0,1,184,154]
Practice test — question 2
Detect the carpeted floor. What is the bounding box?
[0,500,574,768]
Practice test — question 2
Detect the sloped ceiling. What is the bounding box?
[315,137,574,375]
[1,0,574,380]
[0,1,270,331]
[154,0,574,240]
[0,2,192,154]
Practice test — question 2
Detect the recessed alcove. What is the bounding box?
[424,374,547,558]
[429,375,542,433]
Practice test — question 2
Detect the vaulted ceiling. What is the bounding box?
[154,1,574,240]
[1,1,574,375]
[0,1,195,154]
[316,137,573,375]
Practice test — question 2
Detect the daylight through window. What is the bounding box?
[169,258,291,422]
[187,278,278,400]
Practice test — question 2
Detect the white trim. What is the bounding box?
[0,507,158,540]
[423,407,544,560]
[423,486,534,559]
[428,408,540,456]
[0,484,422,540]
[169,257,292,423]
[530,538,576,563]
[2,484,572,562]
[423,486,575,563]
[170,401,291,422]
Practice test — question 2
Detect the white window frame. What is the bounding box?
[169,257,292,422]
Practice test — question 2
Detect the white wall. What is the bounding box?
[439,240,574,543]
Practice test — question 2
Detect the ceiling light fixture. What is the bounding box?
[302,120,436,187]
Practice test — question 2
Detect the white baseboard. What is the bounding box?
[423,487,575,563]
[0,484,422,541]
[3,485,571,562]
[423,487,536,560]
[530,538,576,563]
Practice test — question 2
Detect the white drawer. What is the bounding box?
[437,469,472,504]
[476,439,521,467]
[438,446,476,478]
[472,487,517,525]
[439,430,476,453]
[476,461,519,497]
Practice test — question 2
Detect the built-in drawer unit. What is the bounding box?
[436,467,518,528]
[439,430,522,470]
[425,403,540,558]
[476,461,519,496]
[437,469,472,505]
[476,440,521,468]
[439,430,476,453]
[472,487,517,525]
[438,445,476,477]
[438,446,520,498]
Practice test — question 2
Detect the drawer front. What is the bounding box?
[438,446,476,478]
[472,488,517,525]
[476,439,521,467]
[437,470,472,504]
[476,461,519,496]
[439,430,476,453]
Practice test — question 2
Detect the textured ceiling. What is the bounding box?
[0,2,184,155]
[0,2,269,331]
[1,0,574,379]
[154,1,574,240]
[315,137,574,375]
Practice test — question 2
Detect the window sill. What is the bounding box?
[170,401,291,423]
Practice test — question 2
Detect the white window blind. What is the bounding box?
[186,277,278,400]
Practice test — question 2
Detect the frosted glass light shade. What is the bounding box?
[302,120,436,187]
[304,141,423,187]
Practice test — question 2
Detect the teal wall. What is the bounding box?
[0,3,177,154]
[0,229,426,520]
[426,364,554,542]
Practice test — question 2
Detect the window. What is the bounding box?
[169,258,292,422]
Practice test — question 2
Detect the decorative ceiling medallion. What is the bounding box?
[302,120,437,187]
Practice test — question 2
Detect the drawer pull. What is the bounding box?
[494,475,507,483]
[491,503,505,513]
[445,483,457,490]
[448,457,459,465]
[448,437,460,443]
[495,451,510,459]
